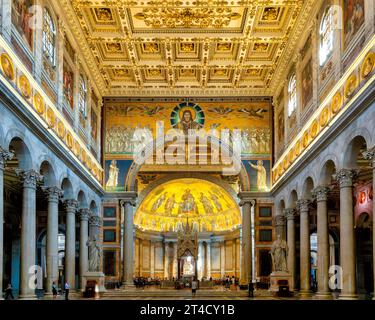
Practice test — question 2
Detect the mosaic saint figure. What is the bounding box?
[249,160,268,191]
[164,194,176,215]
[178,189,198,215]
[177,110,202,135]
[106,160,119,189]
[210,192,223,211]
[151,192,167,212]
[200,192,214,215]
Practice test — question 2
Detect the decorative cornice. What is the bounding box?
[362,147,375,165]
[78,208,91,221]
[89,214,102,227]
[43,186,64,203]
[64,199,78,212]
[297,199,311,212]
[333,169,359,188]
[284,208,297,220]
[275,214,286,226]
[16,169,43,189]
[312,186,330,202]
[0,147,14,168]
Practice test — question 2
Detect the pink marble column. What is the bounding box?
[285,208,297,291]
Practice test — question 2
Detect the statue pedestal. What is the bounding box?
[82,271,106,297]
[269,271,293,295]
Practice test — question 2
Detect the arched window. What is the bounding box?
[319,7,334,66]
[79,76,87,117]
[42,8,56,66]
[288,74,297,117]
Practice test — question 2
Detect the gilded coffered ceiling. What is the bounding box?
[60,0,316,97]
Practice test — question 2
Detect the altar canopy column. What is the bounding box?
[120,194,137,288]
[298,199,312,296]
[18,170,43,299]
[312,186,332,298]
[64,199,78,291]
[334,169,358,299]
[363,148,375,300]
[239,193,254,285]
[78,209,90,287]
[285,208,297,290]
[44,187,63,294]
[0,148,13,298]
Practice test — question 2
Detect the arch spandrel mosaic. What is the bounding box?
[134,178,241,233]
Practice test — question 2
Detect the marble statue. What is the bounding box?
[270,235,288,272]
[106,160,119,189]
[249,160,268,191]
[87,235,102,272]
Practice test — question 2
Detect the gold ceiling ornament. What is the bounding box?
[94,8,114,22]
[33,93,46,115]
[253,42,269,52]
[106,42,122,53]
[261,7,281,21]
[0,52,15,81]
[216,43,232,52]
[331,91,342,114]
[134,7,241,29]
[143,42,159,53]
[344,74,358,99]
[180,42,195,52]
[18,74,32,99]
[361,52,375,79]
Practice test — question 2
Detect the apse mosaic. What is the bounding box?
[134,179,241,233]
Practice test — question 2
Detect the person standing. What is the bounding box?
[4,284,14,300]
[52,282,58,299]
[64,281,70,300]
[191,278,198,298]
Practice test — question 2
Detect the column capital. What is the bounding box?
[362,147,375,165]
[120,193,137,207]
[89,214,102,227]
[297,199,311,212]
[238,192,255,207]
[78,208,91,221]
[333,169,359,188]
[0,146,14,169]
[312,186,330,202]
[275,214,286,226]
[16,169,43,189]
[64,199,78,213]
[284,208,297,220]
[43,186,63,203]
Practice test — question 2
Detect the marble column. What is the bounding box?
[44,187,63,294]
[150,241,155,278]
[164,241,169,279]
[220,241,225,278]
[285,208,297,290]
[64,199,78,291]
[334,169,359,299]
[297,199,312,296]
[275,214,287,241]
[313,186,332,299]
[0,148,13,298]
[239,195,254,285]
[78,209,90,287]
[206,242,211,278]
[363,148,375,300]
[120,196,137,288]
[17,170,43,299]
[198,242,204,280]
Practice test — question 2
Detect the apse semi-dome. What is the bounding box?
[134,178,241,233]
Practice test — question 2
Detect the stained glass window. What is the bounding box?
[79,75,87,117]
[288,74,297,117]
[319,7,334,66]
[42,8,56,66]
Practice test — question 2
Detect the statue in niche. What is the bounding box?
[249,160,268,191]
[209,192,223,211]
[164,194,176,215]
[151,192,168,212]
[87,235,102,272]
[106,160,119,189]
[178,189,198,215]
[200,192,214,215]
[270,235,288,272]
[183,257,195,275]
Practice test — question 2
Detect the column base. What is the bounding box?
[18,294,38,300]
[338,293,358,300]
[298,290,313,298]
[122,281,136,291]
[314,292,333,300]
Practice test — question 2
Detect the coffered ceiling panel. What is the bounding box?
[61,0,316,96]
